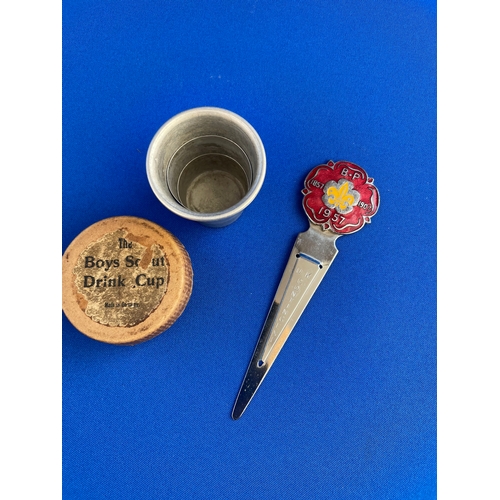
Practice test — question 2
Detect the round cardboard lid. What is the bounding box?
[62,216,193,345]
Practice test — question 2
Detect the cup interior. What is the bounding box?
[167,135,252,214]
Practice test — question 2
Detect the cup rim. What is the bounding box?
[146,107,266,225]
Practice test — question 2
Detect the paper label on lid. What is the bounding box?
[72,229,169,327]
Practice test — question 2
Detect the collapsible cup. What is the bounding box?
[146,107,266,227]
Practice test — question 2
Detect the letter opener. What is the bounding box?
[232,160,380,419]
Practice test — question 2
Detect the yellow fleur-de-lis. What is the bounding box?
[326,181,355,210]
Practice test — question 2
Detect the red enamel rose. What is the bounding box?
[302,160,380,234]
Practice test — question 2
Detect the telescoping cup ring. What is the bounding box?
[146,107,266,228]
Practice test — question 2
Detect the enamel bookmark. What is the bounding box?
[232,160,380,419]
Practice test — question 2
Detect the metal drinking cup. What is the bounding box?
[146,107,266,227]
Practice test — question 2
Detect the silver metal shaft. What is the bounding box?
[232,224,341,419]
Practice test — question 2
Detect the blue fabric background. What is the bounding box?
[63,1,436,498]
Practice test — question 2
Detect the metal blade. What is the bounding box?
[231,224,341,419]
